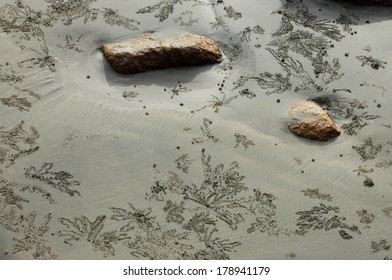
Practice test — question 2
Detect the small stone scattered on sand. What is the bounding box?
[288,100,341,141]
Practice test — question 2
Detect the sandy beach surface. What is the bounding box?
[0,0,391,259]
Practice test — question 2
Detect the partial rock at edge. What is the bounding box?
[102,33,223,74]
[288,100,341,141]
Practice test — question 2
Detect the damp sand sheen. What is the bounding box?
[0,0,391,260]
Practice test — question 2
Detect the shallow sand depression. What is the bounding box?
[0,0,391,260]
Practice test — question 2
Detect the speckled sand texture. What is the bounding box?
[0,0,391,260]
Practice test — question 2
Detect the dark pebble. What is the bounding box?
[363,177,374,187]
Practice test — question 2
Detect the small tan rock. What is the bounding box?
[102,33,222,74]
[288,100,341,141]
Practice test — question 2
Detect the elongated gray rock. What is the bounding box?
[102,33,222,74]
[288,100,341,141]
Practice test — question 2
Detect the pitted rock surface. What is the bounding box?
[288,100,341,141]
[102,33,222,74]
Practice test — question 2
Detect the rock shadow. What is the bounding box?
[101,57,221,88]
